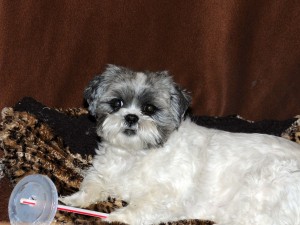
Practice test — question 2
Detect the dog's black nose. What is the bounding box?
[125,114,139,126]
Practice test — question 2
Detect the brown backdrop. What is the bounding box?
[1,1,300,121]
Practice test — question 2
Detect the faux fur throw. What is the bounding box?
[0,97,299,224]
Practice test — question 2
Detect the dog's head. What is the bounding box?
[84,65,191,151]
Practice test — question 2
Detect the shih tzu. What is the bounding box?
[60,65,300,225]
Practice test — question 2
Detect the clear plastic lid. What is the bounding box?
[8,174,58,225]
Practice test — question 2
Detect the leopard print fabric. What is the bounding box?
[282,116,300,144]
[0,107,89,193]
[0,107,215,225]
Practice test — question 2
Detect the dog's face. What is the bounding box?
[84,65,191,151]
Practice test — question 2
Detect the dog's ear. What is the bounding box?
[174,85,191,119]
[171,85,192,123]
[84,75,105,116]
[84,65,123,116]
[158,71,192,125]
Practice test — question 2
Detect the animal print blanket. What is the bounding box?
[0,97,299,224]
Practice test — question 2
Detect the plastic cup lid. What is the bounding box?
[8,174,58,225]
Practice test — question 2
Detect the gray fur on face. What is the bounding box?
[84,64,191,149]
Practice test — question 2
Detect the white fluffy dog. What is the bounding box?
[60,65,300,225]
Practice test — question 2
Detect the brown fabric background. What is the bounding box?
[0,1,299,121]
[1,0,300,222]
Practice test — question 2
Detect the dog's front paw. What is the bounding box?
[104,208,138,225]
[59,191,94,208]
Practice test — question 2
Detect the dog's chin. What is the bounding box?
[99,116,164,151]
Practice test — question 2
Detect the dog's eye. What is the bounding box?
[142,104,157,115]
[109,98,123,111]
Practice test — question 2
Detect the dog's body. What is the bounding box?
[60,65,300,225]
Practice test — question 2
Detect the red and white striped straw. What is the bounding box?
[20,198,108,219]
